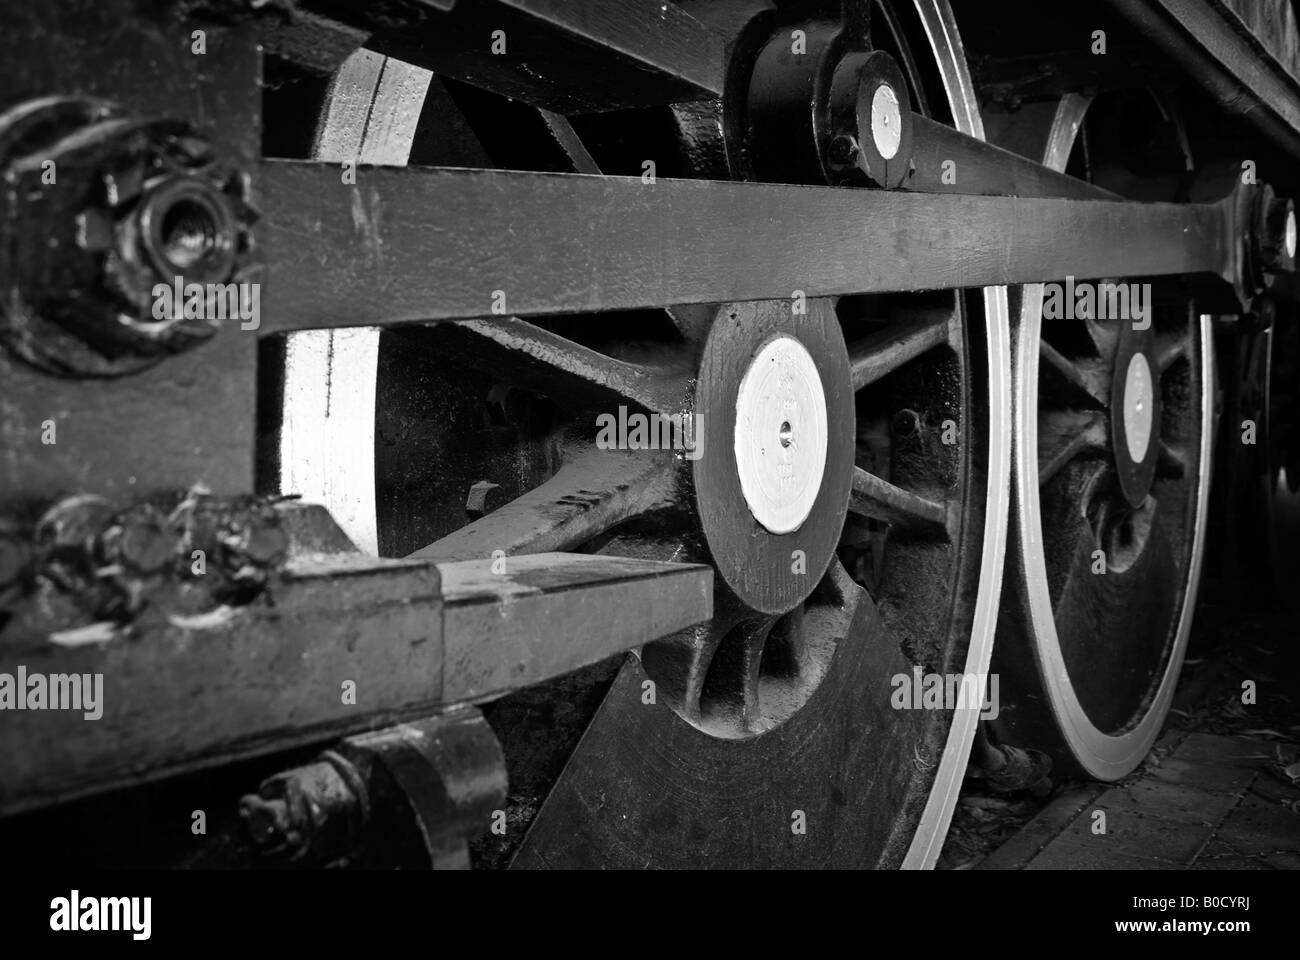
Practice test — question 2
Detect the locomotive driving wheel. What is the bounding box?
[988,91,1215,780]
[271,0,1010,868]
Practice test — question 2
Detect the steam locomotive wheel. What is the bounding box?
[274,0,1010,868]
[989,93,1214,780]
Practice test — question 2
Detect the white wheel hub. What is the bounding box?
[733,335,829,535]
[1123,352,1154,464]
[871,82,902,160]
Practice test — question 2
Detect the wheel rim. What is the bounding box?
[898,0,1011,870]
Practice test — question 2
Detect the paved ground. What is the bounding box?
[979,731,1300,870]
[939,586,1300,869]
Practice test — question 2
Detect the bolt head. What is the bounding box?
[224,509,289,568]
[239,794,292,849]
[892,409,922,438]
[97,504,174,574]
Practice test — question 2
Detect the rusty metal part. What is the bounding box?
[1,489,297,633]
[172,491,290,595]
[0,97,257,376]
[240,710,506,869]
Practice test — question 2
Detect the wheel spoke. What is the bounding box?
[443,317,691,416]
[670,100,733,180]
[680,613,731,725]
[739,618,777,731]
[407,448,675,562]
[641,590,747,724]
[537,108,601,174]
[416,75,495,166]
[1038,409,1108,485]
[1082,314,1121,360]
[849,466,951,540]
[1055,497,1180,732]
[849,310,954,390]
[1153,333,1190,373]
[1039,340,1109,408]
[664,303,717,345]
[1156,440,1188,479]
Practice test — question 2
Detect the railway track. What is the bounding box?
[0,0,1297,870]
